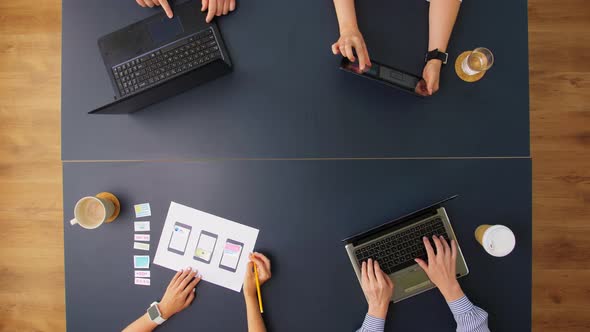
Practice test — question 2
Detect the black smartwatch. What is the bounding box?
[425,48,449,65]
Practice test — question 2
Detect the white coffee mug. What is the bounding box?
[70,196,115,229]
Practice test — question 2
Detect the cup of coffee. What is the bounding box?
[474,224,516,257]
[70,192,120,229]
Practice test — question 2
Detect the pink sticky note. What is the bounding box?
[134,234,150,242]
[134,277,150,286]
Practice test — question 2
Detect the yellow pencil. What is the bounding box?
[254,263,264,313]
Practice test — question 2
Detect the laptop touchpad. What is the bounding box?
[147,16,184,45]
[397,268,431,293]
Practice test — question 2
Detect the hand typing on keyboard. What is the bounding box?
[414,236,465,302]
[360,258,394,319]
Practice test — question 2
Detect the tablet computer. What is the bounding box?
[340,58,428,97]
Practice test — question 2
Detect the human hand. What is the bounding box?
[331,28,371,72]
[422,60,442,95]
[244,252,271,298]
[201,0,236,23]
[158,267,202,319]
[136,0,174,19]
[414,236,464,302]
[360,258,394,319]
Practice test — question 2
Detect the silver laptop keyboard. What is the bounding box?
[354,218,450,274]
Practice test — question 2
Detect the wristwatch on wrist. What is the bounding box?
[425,48,449,65]
[147,302,167,325]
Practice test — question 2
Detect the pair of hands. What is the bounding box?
[136,0,235,23]
[360,236,463,319]
[332,28,442,96]
[157,253,271,319]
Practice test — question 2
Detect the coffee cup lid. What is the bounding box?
[482,225,516,257]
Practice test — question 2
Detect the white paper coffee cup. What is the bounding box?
[477,225,516,257]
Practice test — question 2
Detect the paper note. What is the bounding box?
[135,234,150,242]
[154,202,259,292]
[134,242,150,251]
[134,221,151,232]
[134,255,150,269]
[134,203,152,218]
[134,270,151,278]
[134,277,151,286]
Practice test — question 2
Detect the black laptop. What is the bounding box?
[91,0,232,114]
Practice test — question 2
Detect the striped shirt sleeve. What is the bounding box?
[447,296,490,332]
[356,314,385,332]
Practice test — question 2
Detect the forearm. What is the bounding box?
[122,313,158,332]
[427,0,461,52]
[245,294,266,332]
[333,0,359,32]
[447,296,490,332]
[356,314,385,332]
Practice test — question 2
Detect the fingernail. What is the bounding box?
[193,288,196,292]
[197,273,203,278]
[185,266,192,271]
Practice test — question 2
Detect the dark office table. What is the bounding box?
[63,159,531,331]
[61,0,529,160]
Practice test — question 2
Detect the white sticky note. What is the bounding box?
[135,270,151,278]
[134,234,150,242]
[134,221,150,232]
[134,277,151,286]
[134,242,150,251]
[134,203,152,218]
[134,255,150,269]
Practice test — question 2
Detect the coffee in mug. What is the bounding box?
[474,224,516,257]
[70,192,120,229]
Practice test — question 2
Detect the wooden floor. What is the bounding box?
[0,0,588,331]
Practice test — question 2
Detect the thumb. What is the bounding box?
[383,271,394,287]
[245,261,254,277]
[331,43,340,55]
[414,258,428,272]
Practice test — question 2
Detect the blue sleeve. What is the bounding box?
[355,314,385,332]
[447,296,490,332]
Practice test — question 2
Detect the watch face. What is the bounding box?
[147,304,160,321]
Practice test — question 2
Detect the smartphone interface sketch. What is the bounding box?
[168,222,192,255]
[219,239,244,273]
[193,230,218,264]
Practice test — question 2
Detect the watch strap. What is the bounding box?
[149,301,167,325]
[425,49,449,65]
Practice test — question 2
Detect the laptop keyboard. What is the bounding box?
[112,28,222,97]
[354,218,450,275]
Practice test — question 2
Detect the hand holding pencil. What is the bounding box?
[244,252,272,312]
